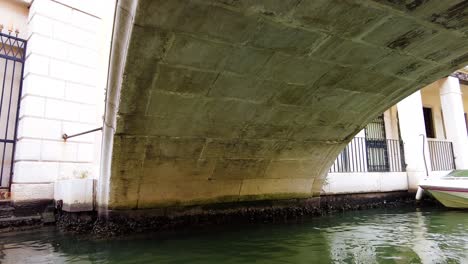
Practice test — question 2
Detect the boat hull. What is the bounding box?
[420,185,468,208]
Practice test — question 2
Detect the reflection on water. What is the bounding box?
[0,208,467,263]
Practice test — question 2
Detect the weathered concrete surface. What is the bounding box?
[101,0,468,210]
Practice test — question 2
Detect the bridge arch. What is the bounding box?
[99,0,468,210]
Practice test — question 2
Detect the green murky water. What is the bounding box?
[1,207,468,263]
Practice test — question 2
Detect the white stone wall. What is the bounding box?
[323,172,408,195]
[11,0,111,201]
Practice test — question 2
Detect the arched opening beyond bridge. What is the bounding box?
[99,0,468,211]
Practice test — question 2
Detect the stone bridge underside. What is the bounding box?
[102,0,468,210]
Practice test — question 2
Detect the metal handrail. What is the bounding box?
[329,137,406,173]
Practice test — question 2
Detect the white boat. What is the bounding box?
[419,170,468,209]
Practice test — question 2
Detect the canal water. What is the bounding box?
[1,207,467,263]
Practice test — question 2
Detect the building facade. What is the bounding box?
[324,72,468,195]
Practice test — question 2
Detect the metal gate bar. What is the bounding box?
[0,31,27,189]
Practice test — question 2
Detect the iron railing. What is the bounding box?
[329,137,406,173]
[428,139,455,171]
[0,31,27,189]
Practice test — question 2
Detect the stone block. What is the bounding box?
[15,139,41,160]
[211,0,301,17]
[27,15,54,38]
[116,114,244,138]
[19,96,45,118]
[428,1,468,32]
[11,183,54,201]
[201,139,279,159]
[52,21,97,50]
[209,73,282,102]
[273,83,319,106]
[44,98,80,121]
[135,0,188,28]
[152,65,218,95]
[108,176,140,210]
[176,3,259,44]
[259,53,332,84]
[68,45,98,67]
[311,37,389,67]
[49,59,96,86]
[362,16,437,51]
[77,143,95,162]
[70,9,100,32]
[41,140,78,162]
[146,91,208,117]
[292,0,387,37]
[14,161,59,183]
[30,0,72,24]
[78,104,98,124]
[240,123,296,140]
[25,54,49,76]
[164,34,232,71]
[27,34,68,60]
[372,53,438,79]
[249,105,309,127]
[23,74,65,99]
[249,21,326,55]
[239,178,313,197]
[374,0,466,32]
[145,137,206,160]
[211,159,269,180]
[18,117,62,140]
[223,46,273,75]
[65,82,98,104]
[137,178,242,208]
[141,158,216,182]
[263,160,317,179]
[272,141,341,161]
[54,179,95,212]
[407,32,468,64]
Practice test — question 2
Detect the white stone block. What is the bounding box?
[11,183,54,201]
[30,0,72,24]
[15,139,41,160]
[49,59,96,86]
[41,140,77,161]
[79,104,98,123]
[54,179,95,212]
[19,96,45,117]
[18,117,62,140]
[70,9,100,33]
[27,34,69,60]
[24,54,49,76]
[53,21,97,50]
[14,161,59,183]
[64,82,96,103]
[23,74,65,99]
[77,143,94,162]
[44,98,80,121]
[68,45,98,67]
[28,15,54,38]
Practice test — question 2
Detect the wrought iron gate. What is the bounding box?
[364,114,389,172]
[0,31,27,189]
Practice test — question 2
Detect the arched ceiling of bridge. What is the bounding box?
[102,0,468,210]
